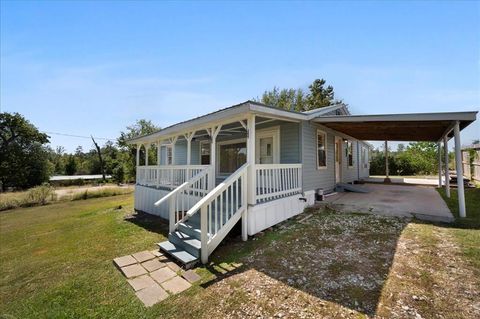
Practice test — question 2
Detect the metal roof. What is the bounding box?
[312,111,478,142]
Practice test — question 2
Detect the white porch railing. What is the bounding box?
[137,165,210,188]
[255,163,302,203]
[154,166,213,232]
[183,163,248,263]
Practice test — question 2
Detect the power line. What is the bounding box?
[42,131,115,141]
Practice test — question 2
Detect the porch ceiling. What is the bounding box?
[312,111,477,142]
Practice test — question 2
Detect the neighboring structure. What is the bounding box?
[462,144,480,182]
[128,100,477,265]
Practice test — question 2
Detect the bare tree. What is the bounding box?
[91,136,106,182]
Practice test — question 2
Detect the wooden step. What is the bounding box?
[168,231,201,258]
[158,241,198,268]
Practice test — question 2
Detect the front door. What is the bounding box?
[335,137,342,183]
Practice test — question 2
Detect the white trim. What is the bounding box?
[216,137,247,177]
[313,111,477,123]
[255,126,280,164]
[316,129,328,170]
[346,140,354,169]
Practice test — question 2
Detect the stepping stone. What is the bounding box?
[141,258,166,272]
[132,251,156,263]
[161,276,191,295]
[150,250,162,257]
[113,255,137,268]
[135,284,168,307]
[127,274,157,291]
[150,267,176,284]
[182,269,201,283]
[120,264,148,278]
[166,261,181,272]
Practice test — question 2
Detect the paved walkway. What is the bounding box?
[113,250,201,307]
[321,184,454,223]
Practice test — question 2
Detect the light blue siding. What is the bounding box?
[301,122,335,192]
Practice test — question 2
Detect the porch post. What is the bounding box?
[136,144,140,167]
[444,136,450,198]
[145,143,150,166]
[245,114,256,241]
[384,141,391,183]
[185,131,195,179]
[437,142,442,187]
[156,141,161,186]
[453,121,466,218]
[209,126,222,190]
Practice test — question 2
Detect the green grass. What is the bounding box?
[0,194,169,318]
[436,187,480,272]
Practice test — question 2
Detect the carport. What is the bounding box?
[313,111,478,218]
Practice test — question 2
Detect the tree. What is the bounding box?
[256,78,343,112]
[118,119,160,181]
[65,155,77,176]
[0,112,52,190]
[91,136,106,181]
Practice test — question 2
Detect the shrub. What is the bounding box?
[25,184,56,206]
[71,187,132,201]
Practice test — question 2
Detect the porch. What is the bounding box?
[129,107,307,265]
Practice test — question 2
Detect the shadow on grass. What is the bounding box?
[124,210,170,237]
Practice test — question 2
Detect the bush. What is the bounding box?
[25,184,56,206]
[71,187,132,201]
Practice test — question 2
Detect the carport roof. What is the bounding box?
[312,111,477,142]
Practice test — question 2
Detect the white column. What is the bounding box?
[454,121,466,218]
[157,141,161,165]
[245,115,256,241]
[444,136,450,198]
[209,126,221,190]
[145,144,150,166]
[384,141,390,183]
[136,144,140,166]
[438,142,442,187]
[185,131,195,179]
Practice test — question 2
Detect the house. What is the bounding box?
[127,100,477,266]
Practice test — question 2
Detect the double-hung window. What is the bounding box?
[317,130,327,169]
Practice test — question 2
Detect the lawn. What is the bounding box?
[1,192,479,318]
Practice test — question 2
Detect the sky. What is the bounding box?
[1,0,479,152]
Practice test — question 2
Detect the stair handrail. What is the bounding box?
[183,163,249,219]
[154,166,211,207]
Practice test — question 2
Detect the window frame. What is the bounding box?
[316,129,328,170]
[165,144,173,166]
[346,140,354,168]
[199,140,211,165]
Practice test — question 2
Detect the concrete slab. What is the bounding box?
[150,267,177,284]
[322,184,454,223]
[120,264,148,278]
[161,276,192,295]
[127,274,157,291]
[113,255,137,268]
[182,270,201,283]
[141,258,166,272]
[150,250,162,257]
[132,251,156,263]
[135,284,168,307]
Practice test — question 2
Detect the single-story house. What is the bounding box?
[127,100,477,265]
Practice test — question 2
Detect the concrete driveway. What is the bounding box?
[322,184,454,223]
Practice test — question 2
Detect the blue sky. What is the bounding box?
[1,0,479,152]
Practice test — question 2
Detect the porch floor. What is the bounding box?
[321,184,454,223]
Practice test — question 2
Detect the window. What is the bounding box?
[200,141,210,165]
[219,141,247,174]
[346,141,353,167]
[317,130,327,169]
[361,147,368,168]
[166,145,173,165]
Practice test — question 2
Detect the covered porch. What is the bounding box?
[313,111,477,218]
[133,112,303,206]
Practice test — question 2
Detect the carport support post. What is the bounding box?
[444,136,450,198]
[437,142,442,187]
[384,141,391,183]
[454,121,466,218]
[245,114,256,242]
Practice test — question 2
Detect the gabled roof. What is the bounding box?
[127,100,310,144]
